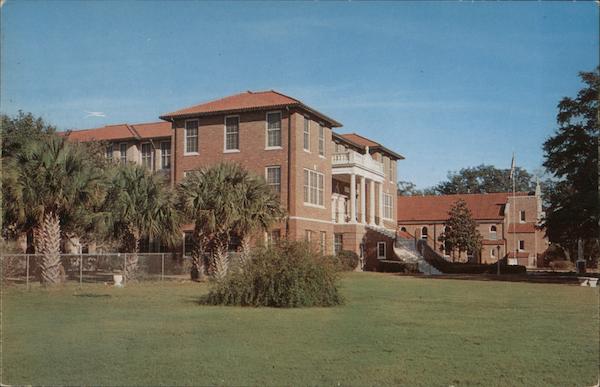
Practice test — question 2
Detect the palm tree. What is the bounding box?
[105,164,180,280]
[234,174,285,264]
[10,135,105,285]
[177,163,284,280]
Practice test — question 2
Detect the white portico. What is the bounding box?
[331,147,386,227]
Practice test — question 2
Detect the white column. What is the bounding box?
[331,195,337,223]
[359,176,366,224]
[350,174,357,223]
[369,180,375,225]
[377,182,384,226]
[338,196,346,224]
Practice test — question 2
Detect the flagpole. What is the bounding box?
[513,164,517,264]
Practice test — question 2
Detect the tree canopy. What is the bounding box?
[542,67,599,261]
[434,164,535,195]
[438,199,483,262]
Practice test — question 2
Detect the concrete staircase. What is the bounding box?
[365,225,442,275]
[393,237,442,275]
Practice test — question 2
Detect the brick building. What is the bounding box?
[65,90,403,270]
[396,185,548,268]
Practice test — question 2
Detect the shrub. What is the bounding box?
[549,260,575,271]
[202,242,343,307]
[336,250,359,271]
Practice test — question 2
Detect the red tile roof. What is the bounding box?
[397,230,414,239]
[397,192,530,222]
[508,223,536,233]
[160,90,342,127]
[63,121,171,142]
[334,132,405,160]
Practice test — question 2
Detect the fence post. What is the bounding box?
[79,253,83,289]
[161,253,165,282]
[26,254,30,291]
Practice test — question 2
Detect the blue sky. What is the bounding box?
[1,1,597,188]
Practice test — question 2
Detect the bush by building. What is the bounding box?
[202,242,343,307]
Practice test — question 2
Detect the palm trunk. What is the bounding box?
[124,231,139,281]
[36,211,62,285]
[210,235,229,282]
[190,227,206,281]
[239,235,251,266]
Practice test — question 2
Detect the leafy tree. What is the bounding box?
[8,135,105,284]
[177,163,284,280]
[396,180,437,196]
[542,67,599,262]
[434,164,534,195]
[1,111,56,157]
[438,199,483,262]
[105,164,180,280]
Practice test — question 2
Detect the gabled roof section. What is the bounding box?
[159,90,342,127]
[62,121,171,142]
[334,132,405,160]
[397,192,530,222]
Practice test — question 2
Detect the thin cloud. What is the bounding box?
[84,111,107,118]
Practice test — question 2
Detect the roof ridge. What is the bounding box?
[349,132,382,146]
[265,89,302,104]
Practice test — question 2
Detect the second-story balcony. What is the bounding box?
[332,150,384,176]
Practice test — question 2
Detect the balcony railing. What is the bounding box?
[332,151,384,175]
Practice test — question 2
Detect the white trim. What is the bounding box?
[184,119,199,155]
[304,203,326,209]
[265,165,281,193]
[288,216,333,225]
[377,241,386,259]
[223,114,240,152]
[318,123,325,157]
[303,115,311,152]
[140,141,153,169]
[303,168,325,207]
[159,140,171,170]
[119,142,128,163]
[265,110,282,149]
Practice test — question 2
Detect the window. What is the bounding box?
[266,112,281,148]
[304,230,313,242]
[185,120,199,154]
[225,116,239,151]
[490,225,497,240]
[383,193,393,219]
[106,144,114,159]
[266,166,281,193]
[141,143,153,169]
[183,232,194,257]
[491,248,496,258]
[160,141,171,170]
[267,230,280,246]
[400,227,407,232]
[119,143,127,163]
[318,124,325,156]
[334,234,343,255]
[303,117,310,151]
[520,210,526,222]
[389,160,394,182]
[377,242,386,259]
[421,227,428,240]
[319,231,327,253]
[303,169,324,207]
[519,240,525,251]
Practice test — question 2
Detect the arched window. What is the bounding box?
[491,248,496,258]
[400,227,407,232]
[421,227,428,240]
[490,225,497,240]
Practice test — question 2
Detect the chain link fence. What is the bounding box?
[1,253,192,289]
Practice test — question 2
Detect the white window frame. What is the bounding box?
[140,142,153,170]
[183,232,193,257]
[318,124,325,157]
[265,111,282,150]
[305,230,313,242]
[489,225,497,240]
[184,119,199,155]
[303,168,324,208]
[320,231,326,253]
[389,159,395,184]
[303,116,311,152]
[377,242,386,260]
[519,210,526,223]
[265,166,281,194]
[160,141,171,170]
[223,115,240,153]
[383,193,393,220]
[334,233,343,255]
[119,143,127,163]
[491,248,496,258]
[106,144,114,160]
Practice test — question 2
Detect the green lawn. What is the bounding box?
[2,273,598,386]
